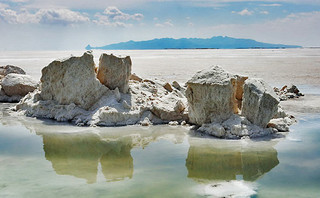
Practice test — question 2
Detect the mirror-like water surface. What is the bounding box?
[0,104,319,197]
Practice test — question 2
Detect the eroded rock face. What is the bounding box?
[186,66,293,138]
[40,52,108,110]
[186,66,247,125]
[0,85,22,102]
[241,78,279,128]
[0,65,26,76]
[1,73,37,96]
[97,54,131,93]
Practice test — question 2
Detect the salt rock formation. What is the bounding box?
[198,114,274,139]
[16,52,187,126]
[0,66,37,102]
[187,66,292,138]
[1,73,37,96]
[186,66,247,125]
[97,54,131,93]
[130,73,143,82]
[0,86,22,102]
[14,52,293,138]
[241,78,279,128]
[40,52,108,110]
[0,65,26,76]
[274,84,304,101]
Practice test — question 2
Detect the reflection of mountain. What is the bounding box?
[186,139,279,182]
[42,133,133,184]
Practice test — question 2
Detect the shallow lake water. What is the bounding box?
[0,103,320,198]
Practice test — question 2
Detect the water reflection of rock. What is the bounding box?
[42,133,133,183]
[186,138,279,182]
[35,125,186,184]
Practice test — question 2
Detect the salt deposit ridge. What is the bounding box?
[1,51,297,139]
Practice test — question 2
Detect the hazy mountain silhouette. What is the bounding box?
[86,36,301,50]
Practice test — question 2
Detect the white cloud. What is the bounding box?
[93,6,143,27]
[232,9,253,16]
[260,3,282,7]
[0,6,141,27]
[0,3,9,8]
[36,9,89,25]
[93,13,132,27]
[0,8,19,23]
[0,8,89,25]
[103,6,143,21]
[260,11,269,14]
[155,19,174,28]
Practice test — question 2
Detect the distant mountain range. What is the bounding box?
[86,36,301,50]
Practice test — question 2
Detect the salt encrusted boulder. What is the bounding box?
[0,85,22,102]
[16,65,188,126]
[186,66,247,125]
[40,52,108,110]
[274,84,304,101]
[97,54,131,93]
[130,73,142,82]
[241,78,279,128]
[198,114,274,139]
[0,65,26,76]
[163,82,173,92]
[1,73,37,96]
[186,66,293,138]
[268,117,295,132]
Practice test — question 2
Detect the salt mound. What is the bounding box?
[14,52,295,138]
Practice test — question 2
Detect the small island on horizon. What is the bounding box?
[86,36,302,50]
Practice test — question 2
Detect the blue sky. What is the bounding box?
[0,0,320,50]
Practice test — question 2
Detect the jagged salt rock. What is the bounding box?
[273,106,287,119]
[163,82,173,92]
[0,85,22,102]
[129,73,142,82]
[1,73,37,96]
[174,100,185,113]
[97,54,131,93]
[172,81,181,90]
[268,118,293,132]
[168,121,179,126]
[186,66,247,125]
[241,78,279,128]
[0,65,26,76]
[140,117,151,126]
[40,52,108,110]
[198,123,226,137]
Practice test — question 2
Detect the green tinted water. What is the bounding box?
[0,107,319,197]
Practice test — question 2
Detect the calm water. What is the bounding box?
[0,104,319,197]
